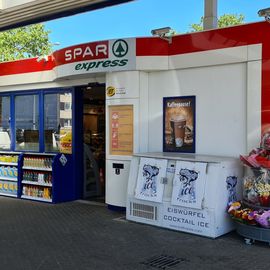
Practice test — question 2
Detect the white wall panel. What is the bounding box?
[247,60,261,151]
[0,76,105,92]
[169,46,248,70]
[247,44,262,61]
[0,71,56,88]
[139,72,149,152]
[136,56,168,71]
[148,63,248,157]
[106,71,139,99]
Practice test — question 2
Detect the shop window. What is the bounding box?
[44,93,72,153]
[15,95,39,151]
[0,96,11,150]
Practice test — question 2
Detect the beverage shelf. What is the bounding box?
[0,177,17,182]
[21,195,52,202]
[22,180,52,187]
[22,166,52,171]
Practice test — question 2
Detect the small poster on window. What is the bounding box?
[59,128,72,154]
[163,96,195,153]
[135,157,167,203]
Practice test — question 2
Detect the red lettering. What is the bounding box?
[64,42,109,62]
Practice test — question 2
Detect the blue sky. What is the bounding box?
[45,0,270,50]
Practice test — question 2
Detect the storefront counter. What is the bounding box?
[126,152,243,238]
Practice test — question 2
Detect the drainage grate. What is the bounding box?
[141,254,186,269]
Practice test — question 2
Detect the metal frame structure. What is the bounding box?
[0,0,134,31]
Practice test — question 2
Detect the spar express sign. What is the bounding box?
[54,39,136,78]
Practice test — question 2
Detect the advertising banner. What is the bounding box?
[163,96,195,153]
[135,157,167,203]
[171,161,207,209]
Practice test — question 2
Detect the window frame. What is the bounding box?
[43,91,73,153]
[0,87,74,153]
[0,94,12,150]
[14,92,40,152]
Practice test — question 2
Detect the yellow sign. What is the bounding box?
[109,105,133,156]
[106,86,116,97]
[59,128,72,154]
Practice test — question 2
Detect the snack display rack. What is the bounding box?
[21,153,55,202]
[0,152,21,198]
[0,151,76,203]
[19,152,74,203]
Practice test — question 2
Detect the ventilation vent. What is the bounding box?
[130,202,157,220]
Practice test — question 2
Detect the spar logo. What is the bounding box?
[74,39,129,72]
[112,39,128,58]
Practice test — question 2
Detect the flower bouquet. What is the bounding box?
[240,132,270,206]
[228,201,270,228]
[256,182,270,207]
[240,132,270,169]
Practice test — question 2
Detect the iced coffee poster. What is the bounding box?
[163,96,195,153]
[135,157,168,203]
[171,161,207,209]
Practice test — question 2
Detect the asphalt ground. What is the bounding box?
[0,196,269,270]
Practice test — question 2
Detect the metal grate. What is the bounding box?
[130,202,157,220]
[141,255,186,270]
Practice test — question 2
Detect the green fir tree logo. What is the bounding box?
[112,39,128,58]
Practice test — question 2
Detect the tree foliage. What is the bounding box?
[0,24,52,62]
[190,14,245,32]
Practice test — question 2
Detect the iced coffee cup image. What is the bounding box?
[170,115,186,147]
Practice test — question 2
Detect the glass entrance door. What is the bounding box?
[83,84,105,200]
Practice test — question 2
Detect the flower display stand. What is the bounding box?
[235,221,270,245]
[231,133,270,245]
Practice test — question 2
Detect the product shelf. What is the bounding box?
[0,192,17,198]
[22,180,52,187]
[21,195,52,202]
[0,153,20,198]
[0,162,18,166]
[22,152,55,156]
[22,166,52,171]
[0,177,17,182]
[19,152,74,203]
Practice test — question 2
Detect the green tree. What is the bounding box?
[190,14,245,32]
[0,24,52,62]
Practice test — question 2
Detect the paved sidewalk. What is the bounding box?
[0,197,269,270]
